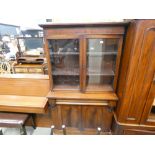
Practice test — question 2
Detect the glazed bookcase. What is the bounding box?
[40,22,127,134]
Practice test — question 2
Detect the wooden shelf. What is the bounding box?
[87,52,117,56]
[51,52,79,55]
[86,84,113,92]
[87,70,115,76]
[53,85,79,90]
[53,68,79,75]
[47,91,118,101]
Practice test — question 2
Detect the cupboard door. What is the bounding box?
[61,105,81,129]
[81,106,112,131]
[47,39,80,90]
[83,35,123,92]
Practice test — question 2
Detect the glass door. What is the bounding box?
[47,38,80,90]
[83,35,122,92]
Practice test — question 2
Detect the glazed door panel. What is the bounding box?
[47,37,81,90]
[82,35,123,92]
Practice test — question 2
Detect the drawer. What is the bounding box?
[28,68,42,73]
[14,68,28,73]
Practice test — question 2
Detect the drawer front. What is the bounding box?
[28,68,42,73]
[50,100,113,133]
[14,68,28,73]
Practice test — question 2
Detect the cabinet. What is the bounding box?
[113,19,155,134]
[40,22,127,134]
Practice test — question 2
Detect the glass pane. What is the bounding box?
[48,39,79,90]
[86,38,119,91]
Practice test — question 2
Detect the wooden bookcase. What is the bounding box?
[40,22,127,134]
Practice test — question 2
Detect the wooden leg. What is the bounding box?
[0,129,3,135]
[31,114,36,129]
[20,125,27,135]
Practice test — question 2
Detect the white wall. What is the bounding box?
[0,0,153,28]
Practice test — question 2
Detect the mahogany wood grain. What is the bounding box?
[112,115,155,135]
[0,95,48,114]
[52,128,111,135]
[47,91,118,101]
[141,81,155,125]
[39,21,129,28]
[61,105,81,130]
[116,20,155,124]
[34,108,52,127]
[0,74,49,96]
[49,103,113,132]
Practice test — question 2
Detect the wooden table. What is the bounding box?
[0,95,48,114]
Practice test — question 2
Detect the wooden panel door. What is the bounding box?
[61,105,81,129]
[50,103,113,133]
[51,104,82,130]
[81,105,112,132]
[116,20,155,124]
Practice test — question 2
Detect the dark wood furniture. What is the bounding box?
[40,22,128,134]
[0,112,35,135]
[113,19,155,134]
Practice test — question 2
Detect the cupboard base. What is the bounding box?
[112,116,155,135]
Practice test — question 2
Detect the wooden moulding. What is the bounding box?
[56,100,109,106]
[39,21,129,29]
[47,91,118,101]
